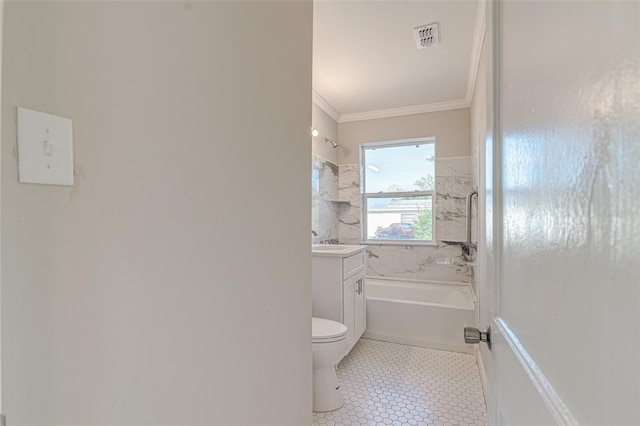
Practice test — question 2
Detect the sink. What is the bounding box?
[312,244,348,251]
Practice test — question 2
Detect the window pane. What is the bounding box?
[364,143,435,193]
[366,195,433,241]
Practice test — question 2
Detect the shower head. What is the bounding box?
[325,137,338,149]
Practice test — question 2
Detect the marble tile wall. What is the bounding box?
[366,243,473,283]
[338,164,361,245]
[436,157,474,242]
[312,154,340,243]
[470,143,480,294]
[337,157,474,283]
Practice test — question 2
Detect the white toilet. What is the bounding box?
[312,317,349,412]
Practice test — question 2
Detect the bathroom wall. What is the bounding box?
[436,156,474,242]
[338,157,473,282]
[312,103,338,164]
[470,33,491,386]
[471,39,488,298]
[312,103,340,243]
[2,2,312,424]
[337,110,474,283]
[338,108,471,164]
[312,154,340,243]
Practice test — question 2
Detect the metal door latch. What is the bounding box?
[464,324,492,349]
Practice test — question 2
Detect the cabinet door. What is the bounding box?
[342,274,358,343]
[354,274,366,339]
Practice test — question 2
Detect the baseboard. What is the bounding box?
[363,332,474,354]
[476,346,489,405]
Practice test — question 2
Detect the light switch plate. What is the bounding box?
[17,107,74,186]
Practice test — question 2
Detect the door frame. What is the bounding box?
[0,0,4,421]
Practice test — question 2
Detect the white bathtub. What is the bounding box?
[363,277,477,354]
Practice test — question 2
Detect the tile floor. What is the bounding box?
[313,338,487,426]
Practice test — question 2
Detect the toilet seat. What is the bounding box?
[312,317,347,343]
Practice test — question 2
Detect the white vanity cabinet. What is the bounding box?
[312,245,367,354]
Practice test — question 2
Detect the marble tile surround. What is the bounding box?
[471,147,480,295]
[338,164,361,246]
[312,154,340,243]
[366,243,472,283]
[436,157,474,242]
[337,158,474,283]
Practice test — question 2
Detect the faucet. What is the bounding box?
[311,230,318,237]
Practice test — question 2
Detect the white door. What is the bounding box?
[477,1,640,424]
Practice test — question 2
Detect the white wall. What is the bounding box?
[337,108,471,164]
[1,2,312,424]
[470,34,492,398]
[311,103,338,164]
[311,103,339,243]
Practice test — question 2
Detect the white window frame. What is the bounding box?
[360,137,437,246]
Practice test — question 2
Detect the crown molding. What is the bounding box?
[314,0,487,124]
[466,0,487,104]
[338,99,470,123]
[312,89,341,122]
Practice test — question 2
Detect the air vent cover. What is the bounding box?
[414,22,439,49]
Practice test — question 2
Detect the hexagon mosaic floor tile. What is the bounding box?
[313,338,487,426]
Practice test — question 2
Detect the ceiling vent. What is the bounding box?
[414,22,439,49]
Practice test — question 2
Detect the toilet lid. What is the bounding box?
[312,317,347,343]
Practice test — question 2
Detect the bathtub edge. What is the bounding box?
[362,333,475,355]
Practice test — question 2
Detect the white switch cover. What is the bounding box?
[18,107,74,186]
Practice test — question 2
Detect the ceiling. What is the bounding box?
[313,0,482,122]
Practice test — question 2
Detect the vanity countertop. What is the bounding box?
[311,244,367,257]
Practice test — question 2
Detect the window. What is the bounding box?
[361,138,435,243]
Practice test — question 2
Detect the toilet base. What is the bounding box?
[313,365,344,412]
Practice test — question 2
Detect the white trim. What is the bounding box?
[492,0,503,318]
[360,136,435,149]
[466,0,487,105]
[312,89,340,122]
[0,0,4,414]
[484,3,498,424]
[476,347,489,406]
[339,99,470,123]
[494,318,579,425]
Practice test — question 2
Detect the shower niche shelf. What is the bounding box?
[312,195,351,204]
